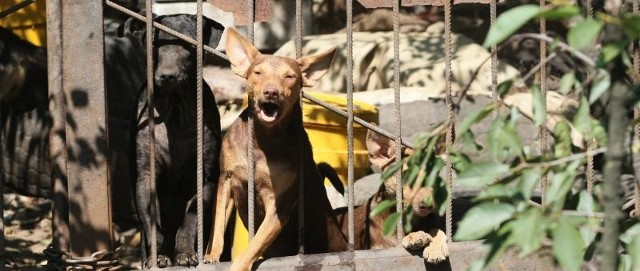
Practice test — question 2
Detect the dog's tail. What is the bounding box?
[317,162,345,195]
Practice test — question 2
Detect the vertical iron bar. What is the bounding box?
[444,0,454,242]
[633,0,640,217]
[539,0,548,204]
[392,0,404,241]
[490,0,498,119]
[144,0,157,266]
[296,0,306,254]
[346,0,355,250]
[247,0,256,240]
[46,0,69,254]
[585,0,595,195]
[196,0,205,263]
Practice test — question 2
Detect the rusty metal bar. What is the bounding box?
[59,0,113,258]
[539,0,548,204]
[633,0,640,218]
[302,92,416,150]
[247,0,256,241]
[144,0,157,267]
[392,0,404,241]
[196,0,205,263]
[46,0,69,255]
[346,0,356,250]
[444,0,454,242]
[295,0,306,254]
[490,0,498,119]
[105,0,228,61]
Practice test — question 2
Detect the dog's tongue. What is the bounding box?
[259,109,278,122]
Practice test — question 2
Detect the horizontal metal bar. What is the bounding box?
[302,91,416,150]
[104,0,228,61]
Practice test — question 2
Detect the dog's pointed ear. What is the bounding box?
[203,17,225,49]
[366,126,396,170]
[225,28,261,78]
[297,47,336,87]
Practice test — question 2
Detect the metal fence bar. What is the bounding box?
[196,0,205,264]
[144,0,157,267]
[539,0,548,204]
[247,0,256,241]
[444,0,454,242]
[302,92,416,150]
[392,0,404,241]
[585,1,595,195]
[104,0,228,61]
[490,0,498,119]
[295,0,306,254]
[633,0,640,218]
[346,0,356,250]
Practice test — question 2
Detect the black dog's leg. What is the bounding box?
[136,171,171,267]
[174,180,214,266]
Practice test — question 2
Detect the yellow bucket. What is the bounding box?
[231,90,379,259]
[0,0,47,46]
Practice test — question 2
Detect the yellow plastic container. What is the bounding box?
[231,90,379,259]
[0,0,47,46]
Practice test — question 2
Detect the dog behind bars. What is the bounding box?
[204,28,348,271]
[118,14,223,267]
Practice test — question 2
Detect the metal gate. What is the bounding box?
[1,0,638,270]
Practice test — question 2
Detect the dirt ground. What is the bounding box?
[2,193,51,269]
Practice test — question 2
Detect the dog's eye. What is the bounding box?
[253,71,262,76]
[285,74,295,80]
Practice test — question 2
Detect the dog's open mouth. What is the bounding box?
[258,101,281,123]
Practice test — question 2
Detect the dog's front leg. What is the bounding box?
[204,174,233,263]
[230,198,289,271]
[135,170,170,267]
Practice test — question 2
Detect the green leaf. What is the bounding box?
[434,177,451,216]
[382,212,401,236]
[591,119,608,146]
[597,42,623,67]
[369,199,396,218]
[425,158,444,187]
[559,72,576,95]
[576,190,598,214]
[623,15,640,40]
[457,105,494,137]
[381,161,402,182]
[544,171,574,210]
[483,5,540,47]
[629,230,640,271]
[519,169,542,200]
[553,120,572,158]
[475,183,516,201]
[552,218,586,271]
[567,19,603,51]
[497,80,513,98]
[456,161,510,188]
[532,85,546,126]
[620,224,640,244]
[573,96,591,135]
[511,208,547,256]
[462,131,481,152]
[454,202,515,241]
[589,71,610,104]
[537,6,580,20]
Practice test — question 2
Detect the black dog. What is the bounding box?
[118,14,223,267]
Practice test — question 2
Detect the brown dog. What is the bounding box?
[332,129,449,263]
[204,28,347,271]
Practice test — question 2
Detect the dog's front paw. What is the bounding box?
[175,252,199,266]
[423,229,449,264]
[401,230,432,250]
[203,253,220,264]
[146,254,172,268]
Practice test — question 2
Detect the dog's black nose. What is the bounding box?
[158,73,177,83]
[263,88,278,99]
